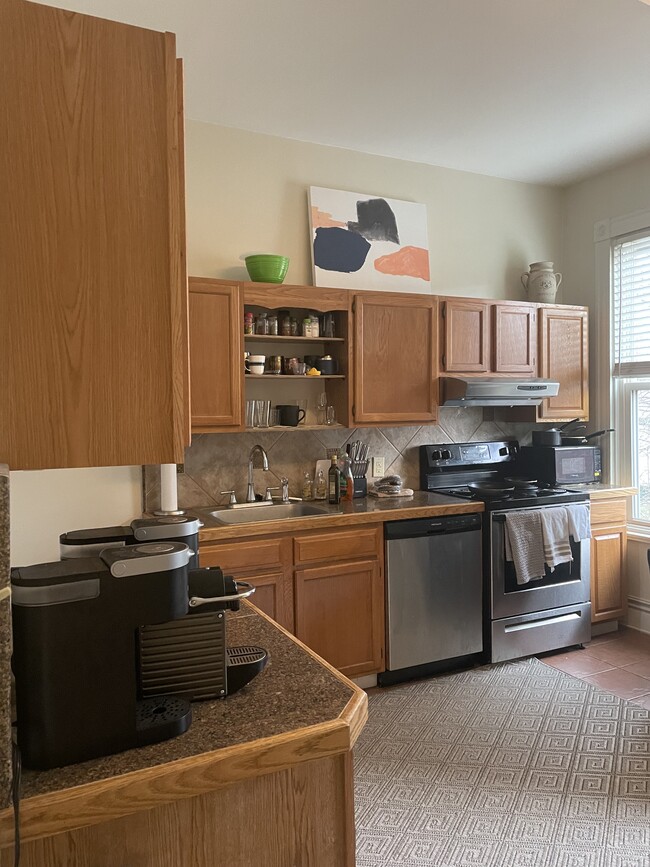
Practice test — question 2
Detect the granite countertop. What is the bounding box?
[197,491,484,542]
[18,604,357,801]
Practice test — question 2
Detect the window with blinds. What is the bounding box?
[613,230,650,377]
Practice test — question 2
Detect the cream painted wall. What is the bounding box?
[10,466,142,565]
[11,122,565,565]
[185,121,563,299]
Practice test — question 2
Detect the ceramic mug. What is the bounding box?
[277,404,306,426]
[245,354,265,375]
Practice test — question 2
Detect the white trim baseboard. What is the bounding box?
[625,595,650,635]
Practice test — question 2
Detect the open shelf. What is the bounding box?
[245,374,345,380]
[245,424,346,432]
[244,334,345,343]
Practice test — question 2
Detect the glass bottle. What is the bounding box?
[328,455,341,505]
[314,469,327,500]
[341,455,354,502]
[302,472,314,501]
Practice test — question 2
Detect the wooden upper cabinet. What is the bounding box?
[537,307,589,421]
[441,299,491,373]
[353,292,438,424]
[493,304,536,374]
[0,1,189,469]
[189,279,243,429]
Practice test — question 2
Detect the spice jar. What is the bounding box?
[309,312,320,338]
[256,313,269,335]
[267,313,278,336]
[302,317,313,337]
[290,317,299,336]
[244,312,254,335]
[279,310,291,336]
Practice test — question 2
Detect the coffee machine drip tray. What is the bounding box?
[136,695,192,746]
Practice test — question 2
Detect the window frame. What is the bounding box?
[600,209,650,536]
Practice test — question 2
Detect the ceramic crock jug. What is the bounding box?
[521,261,562,303]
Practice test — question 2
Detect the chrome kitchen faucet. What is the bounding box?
[246,444,270,502]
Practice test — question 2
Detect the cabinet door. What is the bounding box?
[494,305,536,374]
[590,525,627,622]
[538,307,589,420]
[189,280,244,429]
[294,559,384,677]
[442,299,491,372]
[0,1,188,469]
[353,293,437,424]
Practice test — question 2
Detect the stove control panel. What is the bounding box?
[419,440,520,492]
[420,441,519,470]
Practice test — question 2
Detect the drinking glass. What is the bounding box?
[326,405,336,426]
[245,400,255,428]
[316,391,328,425]
[254,400,271,428]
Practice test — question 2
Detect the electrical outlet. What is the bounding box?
[372,456,385,477]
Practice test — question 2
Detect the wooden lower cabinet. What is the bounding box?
[590,498,628,623]
[294,559,384,678]
[200,524,385,677]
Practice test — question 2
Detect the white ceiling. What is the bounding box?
[42,0,650,186]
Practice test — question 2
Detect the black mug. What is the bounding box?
[277,405,306,426]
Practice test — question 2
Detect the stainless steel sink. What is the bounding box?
[205,502,337,525]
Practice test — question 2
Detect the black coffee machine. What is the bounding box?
[59,515,201,569]
[12,521,269,769]
[11,542,194,769]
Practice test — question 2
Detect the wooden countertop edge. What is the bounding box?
[0,605,367,848]
[198,500,484,542]
[587,487,637,500]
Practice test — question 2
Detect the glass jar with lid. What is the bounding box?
[267,313,278,336]
[256,313,269,335]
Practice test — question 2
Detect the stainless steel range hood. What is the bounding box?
[442,377,560,407]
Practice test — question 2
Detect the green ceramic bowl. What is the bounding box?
[245,254,289,284]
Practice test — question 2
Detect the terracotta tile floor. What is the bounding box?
[539,626,650,709]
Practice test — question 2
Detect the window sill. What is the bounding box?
[627,524,650,543]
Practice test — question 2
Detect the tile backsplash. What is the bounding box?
[144,409,550,512]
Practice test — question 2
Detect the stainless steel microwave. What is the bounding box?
[519,445,602,486]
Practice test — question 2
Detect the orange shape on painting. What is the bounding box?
[374,246,430,281]
[311,206,346,229]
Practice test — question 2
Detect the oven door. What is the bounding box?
[490,504,591,620]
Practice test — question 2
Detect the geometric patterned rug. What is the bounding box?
[355,657,650,867]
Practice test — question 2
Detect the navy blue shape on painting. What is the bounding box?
[313,226,371,273]
[348,198,399,244]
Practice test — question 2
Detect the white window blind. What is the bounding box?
[613,230,650,378]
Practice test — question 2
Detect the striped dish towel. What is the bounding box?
[504,510,546,585]
[540,507,572,571]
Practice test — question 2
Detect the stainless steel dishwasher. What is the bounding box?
[379,513,483,686]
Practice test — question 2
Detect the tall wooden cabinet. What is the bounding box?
[189,279,243,430]
[0,0,189,469]
[353,292,438,424]
[538,306,589,421]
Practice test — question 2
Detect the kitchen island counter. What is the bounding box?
[0,604,366,867]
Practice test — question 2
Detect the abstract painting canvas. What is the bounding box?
[309,186,430,291]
